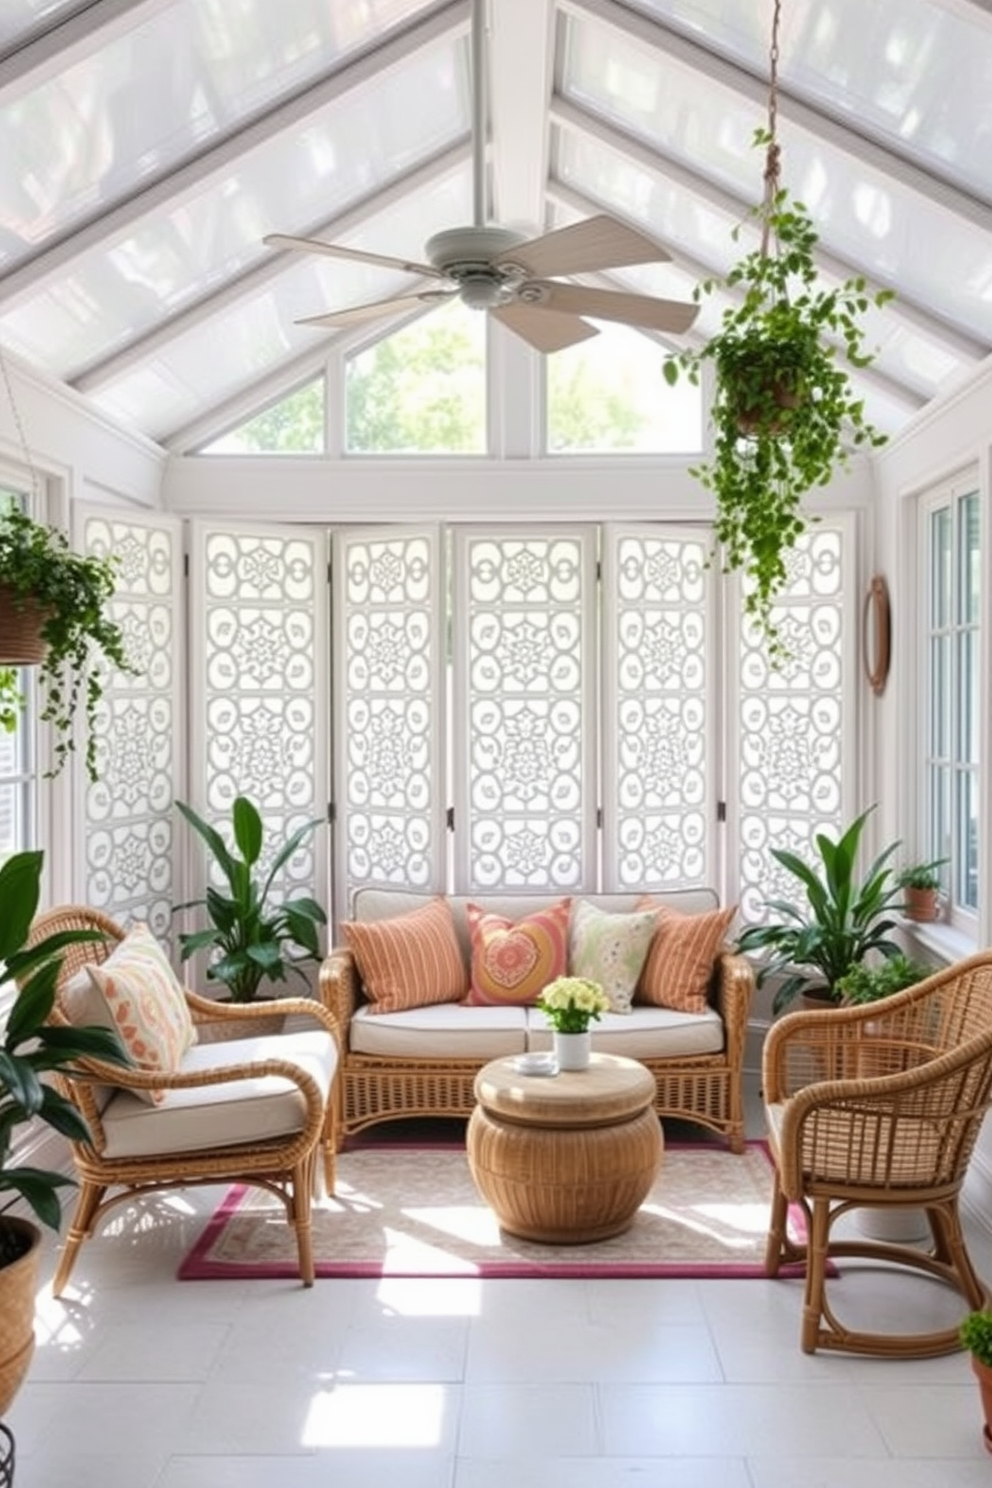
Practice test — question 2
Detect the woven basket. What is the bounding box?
[0,583,49,664]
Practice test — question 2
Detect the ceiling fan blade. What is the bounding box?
[264,233,445,280]
[490,303,600,353]
[521,281,699,335]
[495,215,671,278]
[298,289,455,329]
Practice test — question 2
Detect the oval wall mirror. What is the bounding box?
[863,575,891,696]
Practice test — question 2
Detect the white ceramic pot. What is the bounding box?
[553,1030,592,1071]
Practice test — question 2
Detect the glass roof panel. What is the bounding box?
[0,0,442,262]
[561,12,992,346]
[0,36,467,376]
[86,166,473,441]
[628,0,992,201]
[0,1,90,51]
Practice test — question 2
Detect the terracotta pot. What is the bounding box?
[971,1355,992,1453]
[903,886,940,922]
[734,382,801,437]
[0,1216,42,1417]
[0,583,49,665]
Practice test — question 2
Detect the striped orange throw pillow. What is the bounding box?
[636,900,737,1014]
[343,897,468,1014]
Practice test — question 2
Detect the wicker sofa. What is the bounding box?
[319,887,754,1152]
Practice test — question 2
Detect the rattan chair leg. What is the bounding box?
[52,1180,106,1298]
[801,1196,831,1355]
[293,1153,318,1287]
[764,1174,791,1276]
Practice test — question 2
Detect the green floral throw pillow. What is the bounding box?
[568,900,657,1015]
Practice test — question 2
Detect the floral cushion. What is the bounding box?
[568,899,657,1014]
[67,923,198,1105]
[343,897,468,1015]
[465,899,571,1006]
[636,900,737,1014]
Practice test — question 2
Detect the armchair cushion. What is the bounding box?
[64,923,197,1104]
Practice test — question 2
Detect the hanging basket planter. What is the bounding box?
[0,583,49,665]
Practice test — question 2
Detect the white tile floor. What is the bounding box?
[7,1082,992,1488]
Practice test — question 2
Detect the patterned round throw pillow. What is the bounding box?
[465,899,571,1006]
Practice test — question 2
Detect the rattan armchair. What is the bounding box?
[763,951,992,1357]
[28,906,340,1295]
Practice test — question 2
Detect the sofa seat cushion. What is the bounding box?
[99,1029,336,1159]
[350,1003,528,1060]
[525,1005,725,1059]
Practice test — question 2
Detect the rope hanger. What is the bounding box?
[760,0,783,258]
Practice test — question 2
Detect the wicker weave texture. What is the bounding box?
[0,584,48,664]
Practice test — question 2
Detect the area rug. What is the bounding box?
[178,1140,806,1281]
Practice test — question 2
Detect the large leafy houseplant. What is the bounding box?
[735,807,905,1015]
[174,795,327,1004]
[663,5,894,651]
[1,850,126,1241]
[0,502,134,779]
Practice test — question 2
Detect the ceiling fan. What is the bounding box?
[263,2,698,354]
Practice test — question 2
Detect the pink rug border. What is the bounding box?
[178,1138,807,1282]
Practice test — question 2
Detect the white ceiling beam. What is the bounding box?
[72,142,470,391]
[563,0,992,230]
[549,97,991,363]
[0,0,470,304]
[0,0,170,101]
[487,0,556,236]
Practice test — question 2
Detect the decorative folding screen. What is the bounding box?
[77,503,184,937]
[451,527,599,893]
[731,519,855,924]
[601,524,716,891]
[187,520,329,947]
[332,526,446,912]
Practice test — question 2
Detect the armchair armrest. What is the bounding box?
[713,950,754,1049]
[184,990,341,1045]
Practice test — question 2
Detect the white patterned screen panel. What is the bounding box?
[734,520,854,925]
[602,525,714,890]
[452,528,598,893]
[188,522,329,931]
[334,527,445,911]
[78,506,184,938]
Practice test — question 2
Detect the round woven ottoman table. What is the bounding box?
[466,1052,663,1243]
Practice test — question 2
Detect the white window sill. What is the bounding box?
[898,915,975,965]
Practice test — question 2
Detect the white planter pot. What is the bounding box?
[553,1030,592,1071]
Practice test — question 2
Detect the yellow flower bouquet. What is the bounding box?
[536,976,610,1033]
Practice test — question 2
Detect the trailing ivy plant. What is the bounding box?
[0,502,135,779]
[664,144,894,651]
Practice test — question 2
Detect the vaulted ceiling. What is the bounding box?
[1,0,990,452]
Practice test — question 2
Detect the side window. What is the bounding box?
[923,481,980,929]
[0,481,37,859]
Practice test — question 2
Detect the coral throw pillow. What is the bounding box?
[342,897,468,1015]
[466,899,571,1007]
[568,899,657,1015]
[636,900,737,1014]
[78,923,198,1105]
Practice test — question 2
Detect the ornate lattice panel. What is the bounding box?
[79,507,183,938]
[334,527,444,907]
[735,521,853,925]
[452,528,598,892]
[189,522,328,926]
[602,526,714,890]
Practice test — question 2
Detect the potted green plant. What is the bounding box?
[959,1310,992,1452]
[663,6,894,651]
[735,806,905,1015]
[174,795,327,1004]
[897,858,947,923]
[0,850,126,1417]
[535,976,610,1071]
[835,952,931,1005]
[0,502,135,780]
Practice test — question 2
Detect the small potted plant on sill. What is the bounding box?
[0,502,135,780]
[734,806,905,1015]
[174,794,327,1011]
[536,976,610,1071]
[896,859,947,923]
[662,2,893,654]
[959,1309,992,1453]
[0,850,127,1419]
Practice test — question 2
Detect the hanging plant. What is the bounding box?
[663,0,894,651]
[0,502,135,780]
